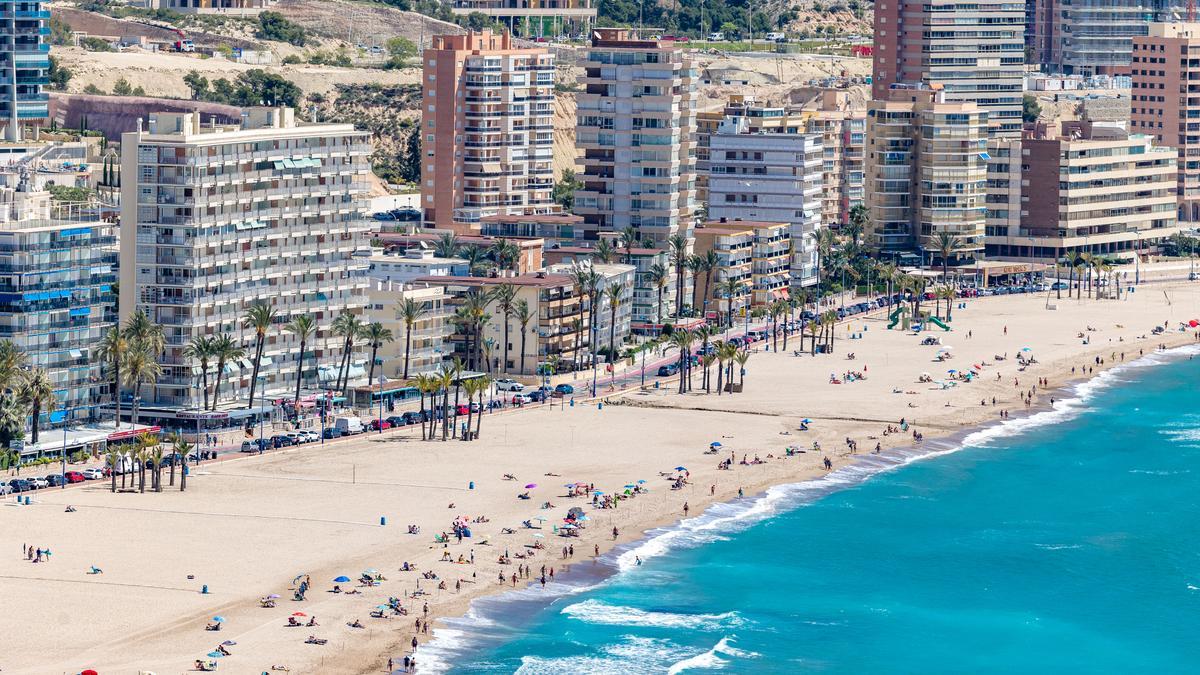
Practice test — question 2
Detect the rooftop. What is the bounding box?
[415,272,574,288]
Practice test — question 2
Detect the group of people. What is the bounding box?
[22,544,49,563]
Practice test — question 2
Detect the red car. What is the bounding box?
[368,419,393,431]
[64,471,85,483]
[455,404,470,415]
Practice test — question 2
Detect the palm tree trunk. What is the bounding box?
[248,337,264,410]
[502,320,510,374]
[403,325,413,379]
[475,389,484,439]
[170,456,176,487]
[201,361,210,410]
[716,359,724,395]
[442,386,449,441]
[519,331,528,375]
[211,362,225,412]
[30,401,39,444]
[294,340,306,407]
[113,359,121,429]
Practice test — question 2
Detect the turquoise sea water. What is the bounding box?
[421,347,1200,673]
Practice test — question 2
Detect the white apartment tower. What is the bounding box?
[707,118,824,288]
[575,28,697,246]
[120,107,372,408]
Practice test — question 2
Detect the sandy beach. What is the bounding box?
[5,282,1200,674]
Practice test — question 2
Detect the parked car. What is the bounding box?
[511,393,533,405]
[65,471,86,484]
[8,478,30,492]
[455,404,471,416]
[528,390,548,402]
[401,411,425,425]
[657,364,679,377]
[26,476,48,489]
[0,482,10,495]
[47,474,67,487]
[494,378,524,392]
[322,427,343,439]
[554,384,575,396]
[81,468,105,480]
[300,430,321,443]
[368,419,393,431]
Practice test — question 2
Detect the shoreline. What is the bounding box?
[408,338,1200,673]
[8,288,1200,675]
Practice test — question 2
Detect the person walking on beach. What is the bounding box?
[612,527,619,540]
[683,502,689,516]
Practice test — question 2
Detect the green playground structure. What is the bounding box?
[887,307,903,329]
[926,315,951,331]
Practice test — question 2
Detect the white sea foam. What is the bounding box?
[416,344,1200,673]
[561,599,746,630]
[665,636,759,674]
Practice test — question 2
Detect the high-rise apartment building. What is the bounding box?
[1031,0,1168,75]
[421,31,556,229]
[1132,22,1200,222]
[0,177,115,429]
[694,219,792,313]
[574,28,697,247]
[696,94,865,228]
[119,107,372,411]
[706,120,823,288]
[987,121,1180,260]
[865,86,989,260]
[1,0,49,141]
[873,0,1024,136]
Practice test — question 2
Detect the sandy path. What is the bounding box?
[4,283,1200,674]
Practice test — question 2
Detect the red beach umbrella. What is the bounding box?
[291,612,307,617]
[81,670,99,675]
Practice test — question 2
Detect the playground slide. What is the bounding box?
[887,307,902,329]
[927,316,951,331]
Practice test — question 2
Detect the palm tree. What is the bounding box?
[805,321,821,356]
[433,232,460,258]
[491,238,520,273]
[150,442,164,492]
[209,333,245,411]
[284,315,316,406]
[697,249,719,317]
[701,352,717,393]
[398,298,427,379]
[121,346,161,428]
[813,227,838,303]
[0,339,27,393]
[492,283,517,374]
[938,286,957,321]
[668,329,692,394]
[930,231,964,287]
[717,278,746,328]
[593,238,615,264]
[331,311,362,395]
[123,309,166,357]
[175,437,194,491]
[411,373,431,440]
[473,375,491,439]
[363,322,394,387]
[1065,250,1080,300]
[713,339,729,395]
[183,335,215,411]
[605,284,624,379]
[846,204,868,247]
[96,326,128,427]
[669,233,689,317]
[243,302,278,411]
[1080,252,1095,298]
[17,369,54,445]
[648,262,669,326]
[513,298,532,375]
[618,225,639,266]
[105,446,120,493]
[461,244,489,276]
[437,365,454,441]
[576,269,601,372]
[734,350,750,391]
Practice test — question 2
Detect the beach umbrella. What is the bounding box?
[710,441,722,448]
[593,490,604,495]
[525,483,537,489]
[376,604,390,610]
[292,612,307,617]
[207,651,225,659]
[221,640,237,646]
[624,484,635,488]
[333,575,351,583]
[212,616,226,623]
[266,594,280,599]
[81,671,98,675]
[363,568,378,575]
[674,466,687,471]
[1191,319,1199,327]
[1021,347,1032,352]
[637,479,646,484]
[947,369,956,374]
[532,533,544,538]
[534,516,546,522]
[564,483,576,488]
[562,523,577,529]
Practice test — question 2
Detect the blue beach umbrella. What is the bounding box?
[212,616,225,623]
[624,484,635,488]
[207,651,225,658]
[801,419,812,424]
[710,441,722,448]
[333,575,351,583]
[637,479,646,484]
[593,491,604,495]
[674,466,687,471]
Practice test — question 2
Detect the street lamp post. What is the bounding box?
[60,418,68,490]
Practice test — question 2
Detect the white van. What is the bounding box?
[765,32,786,42]
[334,416,364,435]
[708,32,725,41]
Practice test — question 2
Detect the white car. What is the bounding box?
[494,379,524,392]
[510,393,533,405]
[26,476,48,489]
[81,468,105,480]
[300,430,320,443]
